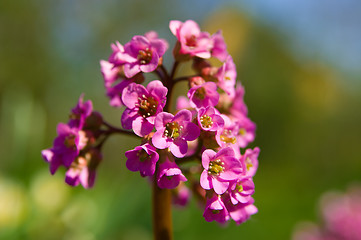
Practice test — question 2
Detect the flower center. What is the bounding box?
[200,115,213,128]
[194,87,206,100]
[137,149,150,162]
[138,48,152,64]
[238,128,246,136]
[64,134,77,149]
[208,159,225,176]
[164,122,182,139]
[220,130,237,144]
[236,184,244,193]
[186,35,197,47]
[138,95,158,118]
[245,157,253,171]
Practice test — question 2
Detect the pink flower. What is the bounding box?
[229,178,255,204]
[170,20,213,59]
[125,143,159,177]
[200,147,243,195]
[121,80,168,137]
[233,115,256,148]
[65,148,102,189]
[123,35,168,78]
[42,123,87,173]
[157,156,187,189]
[172,183,191,207]
[241,147,260,178]
[203,195,230,223]
[211,31,228,61]
[215,115,238,150]
[68,94,93,129]
[187,82,219,109]
[152,109,200,158]
[216,55,236,98]
[108,41,135,66]
[224,196,258,225]
[229,84,248,116]
[197,106,224,131]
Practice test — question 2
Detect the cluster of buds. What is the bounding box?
[42,20,260,225]
[293,186,361,240]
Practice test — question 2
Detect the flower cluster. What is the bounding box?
[43,19,260,225]
[42,95,103,188]
[293,186,361,240]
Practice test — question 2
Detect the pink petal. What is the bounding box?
[200,170,211,190]
[152,130,171,149]
[212,178,229,195]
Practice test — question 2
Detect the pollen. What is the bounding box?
[200,115,213,128]
[64,134,77,149]
[137,95,158,118]
[236,184,244,193]
[164,121,182,139]
[238,128,246,136]
[137,149,150,162]
[220,130,237,144]
[207,159,225,176]
[194,87,206,100]
[138,48,153,64]
[245,157,253,171]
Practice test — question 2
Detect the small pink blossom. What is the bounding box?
[203,195,230,223]
[68,94,93,129]
[157,156,187,189]
[121,80,168,137]
[200,147,243,195]
[152,109,200,158]
[224,196,258,225]
[187,82,219,109]
[197,106,224,131]
[241,147,260,178]
[229,178,255,204]
[211,31,228,61]
[125,143,159,177]
[65,148,102,189]
[216,55,236,98]
[123,35,168,78]
[170,20,213,59]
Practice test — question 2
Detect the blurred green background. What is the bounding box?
[1,1,360,239]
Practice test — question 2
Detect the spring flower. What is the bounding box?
[152,109,200,158]
[121,80,168,137]
[216,115,238,150]
[157,156,187,189]
[200,147,243,195]
[216,55,236,98]
[172,183,191,207]
[203,195,230,223]
[233,115,256,148]
[188,82,219,109]
[68,94,93,129]
[229,178,255,204]
[211,31,228,61]
[42,123,87,173]
[241,147,260,178]
[170,20,213,59]
[197,106,224,131]
[122,35,168,78]
[125,143,159,177]
[65,148,102,188]
[224,196,258,225]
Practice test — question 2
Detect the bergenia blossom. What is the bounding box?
[188,82,219,109]
[121,80,168,137]
[125,143,159,177]
[203,195,230,223]
[43,20,260,228]
[200,147,243,195]
[197,106,224,131]
[211,31,228,61]
[122,35,168,78]
[152,109,200,158]
[65,148,102,189]
[170,20,213,59]
[157,156,187,189]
